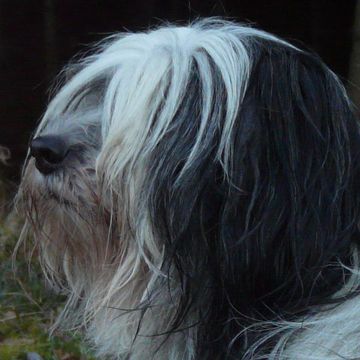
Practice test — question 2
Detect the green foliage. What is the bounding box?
[0,186,94,360]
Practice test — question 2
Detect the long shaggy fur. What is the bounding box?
[17,19,360,359]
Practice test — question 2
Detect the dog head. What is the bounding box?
[17,19,360,359]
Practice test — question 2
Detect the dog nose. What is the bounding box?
[30,135,69,174]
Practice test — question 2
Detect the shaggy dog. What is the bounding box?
[17,19,360,359]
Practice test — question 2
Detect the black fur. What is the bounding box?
[146,39,360,358]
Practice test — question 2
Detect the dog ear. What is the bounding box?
[147,42,360,356]
[225,46,360,315]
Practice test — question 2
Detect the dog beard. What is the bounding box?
[17,19,360,360]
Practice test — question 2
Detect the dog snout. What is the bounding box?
[30,135,69,175]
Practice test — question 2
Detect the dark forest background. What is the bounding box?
[0,0,357,181]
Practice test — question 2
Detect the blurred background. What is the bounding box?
[0,1,359,359]
[0,0,359,183]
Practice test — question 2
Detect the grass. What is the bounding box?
[0,179,94,360]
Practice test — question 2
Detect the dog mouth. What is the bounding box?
[24,157,98,212]
[46,190,76,208]
[31,169,77,208]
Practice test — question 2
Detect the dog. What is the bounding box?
[17,18,360,359]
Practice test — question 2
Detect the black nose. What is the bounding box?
[30,135,69,175]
